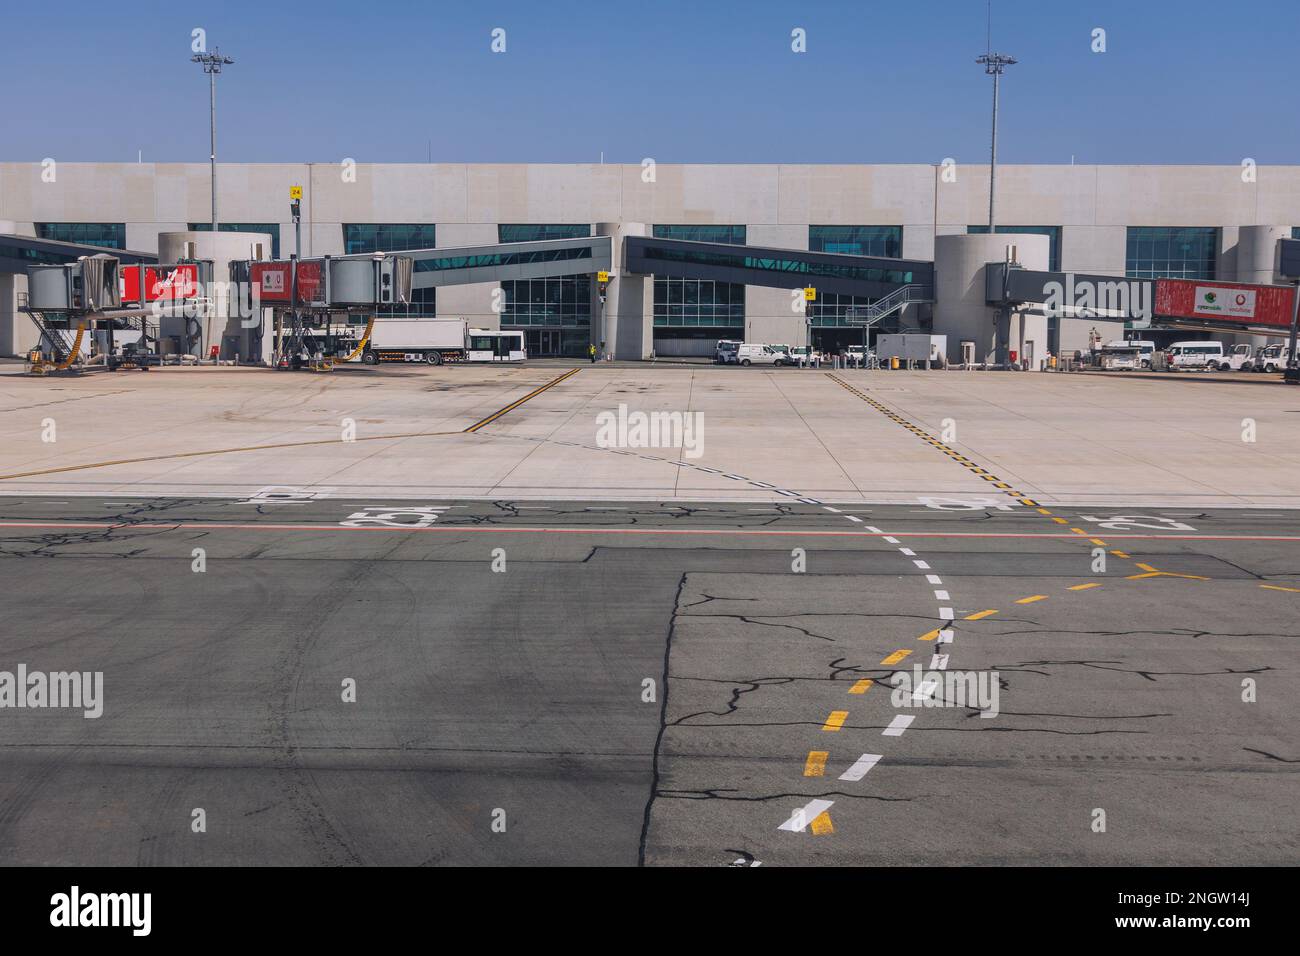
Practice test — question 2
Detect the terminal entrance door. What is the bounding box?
[524,329,560,357]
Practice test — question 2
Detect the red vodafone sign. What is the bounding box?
[249,259,325,305]
[1155,279,1295,329]
[120,264,201,304]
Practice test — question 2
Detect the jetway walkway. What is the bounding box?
[624,236,934,299]
[986,262,1300,339]
[406,236,612,291]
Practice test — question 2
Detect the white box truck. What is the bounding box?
[361,320,526,365]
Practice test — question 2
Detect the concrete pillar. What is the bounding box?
[1235,225,1290,351]
[933,233,1050,366]
[159,231,275,362]
[595,221,652,359]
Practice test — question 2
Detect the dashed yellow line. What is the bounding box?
[1068,582,1103,591]
[965,609,999,621]
[880,649,911,665]
[1260,584,1300,593]
[821,711,849,732]
[1016,595,1048,604]
[848,678,875,694]
[810,811,835,835]
[803,751,829,777]
[918,628,941,642]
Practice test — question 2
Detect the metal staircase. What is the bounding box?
[849,283,933,326]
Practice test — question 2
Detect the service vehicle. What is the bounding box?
[715,339,742,364]
[360,319,525,365]
[1221,343,1256,371]
[1095,344,1142,370]
[1165,340,1225,370]
[1253,344,1295,373]
[1106,338,1157,369]
[735,343,786,366]
[787,345,822,365]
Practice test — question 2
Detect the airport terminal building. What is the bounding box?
[3,161,1300,362]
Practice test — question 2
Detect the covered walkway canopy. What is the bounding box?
[0,233,155,275]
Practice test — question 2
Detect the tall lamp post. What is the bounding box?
[191,48,235,231]
[976,52,1016,230]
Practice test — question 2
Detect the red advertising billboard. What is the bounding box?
[1155,278,1296,329]
[250,259,325,305]
[120,264,201,304]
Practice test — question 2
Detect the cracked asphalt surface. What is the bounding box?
[0,495,1295,865]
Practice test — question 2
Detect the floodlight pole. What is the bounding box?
[191,48,235,231]
[977,52,1016,230]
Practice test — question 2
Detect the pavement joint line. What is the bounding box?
[0,429,467,482]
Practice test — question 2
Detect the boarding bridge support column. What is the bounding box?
[934,232,1050,366]
[594,222,652,360]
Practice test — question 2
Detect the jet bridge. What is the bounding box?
[986,263,1298,339]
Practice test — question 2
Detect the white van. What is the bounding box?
[1106,339,1157,369]
[1166,340,1225,370]
[735,343,786,366]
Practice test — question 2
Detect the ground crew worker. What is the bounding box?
[589,343,597,363]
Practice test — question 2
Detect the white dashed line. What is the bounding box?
[883,536,900,544]
[913,560,930,569]
[777,799,835,832]
[883,715,914,737]
[926,574,943,585]
[838,753,882,782]
[937,629,954,644]
[939,607,954,620]
[912,680,939,701]
[930,654,950,670]
[934,590,950,601]
[899,547,916,556]
[847,516,863,523]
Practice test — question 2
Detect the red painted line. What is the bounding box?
[2,520,1300,541]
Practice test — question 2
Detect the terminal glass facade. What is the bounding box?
[35,223,125,250]
[808,291,879,352]
[343,224,437,316]
[497,224,592,357]
[651,225,746,351]
[344,224,436,256]
[1125,227,1218,280]
[188,222,281,259]
[809,226,902,258]
[967,225,1060,272]
[498,224,591,243]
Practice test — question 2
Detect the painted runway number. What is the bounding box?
[340,506,448,528]
[1076,514,1197,532]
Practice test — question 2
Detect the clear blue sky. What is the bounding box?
[1,0,1296,165]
